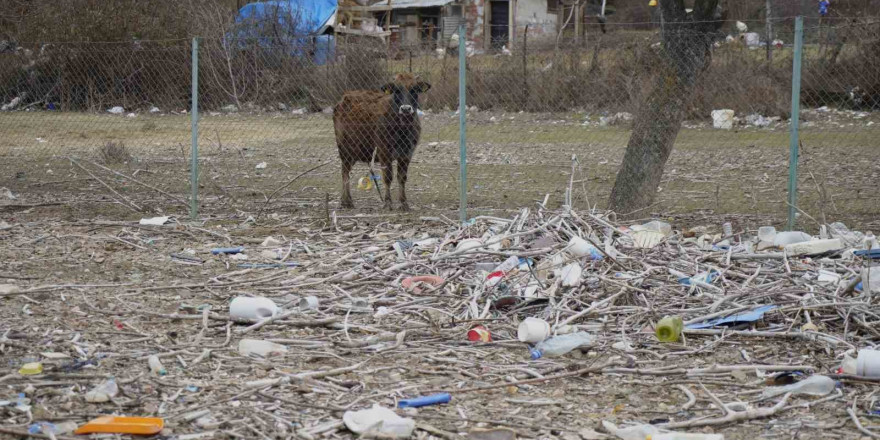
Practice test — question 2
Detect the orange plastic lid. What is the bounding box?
[74,416,164,435]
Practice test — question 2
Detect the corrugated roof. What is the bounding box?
[362,0,455,11]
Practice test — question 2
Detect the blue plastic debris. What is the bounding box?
[679,270,718,286]
[398,393,451,409]
[854,249,880,259]
[686,305,777,329]
[211,247,244,255]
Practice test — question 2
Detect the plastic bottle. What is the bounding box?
[722,222,733,237]
[761,375,836,398]
[148,355,167,376]
[773,231,811,247]
[865,231,878,250]
[643,220,672,236]
[530,332,594,359]
[758,226,777,243]
[656,316,683,343]
[85,378,119,403]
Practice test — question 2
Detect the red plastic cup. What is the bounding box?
[467,325,492,342]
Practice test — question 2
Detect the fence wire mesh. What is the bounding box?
[0,18,877,228]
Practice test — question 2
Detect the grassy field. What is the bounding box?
[1,110,878,231]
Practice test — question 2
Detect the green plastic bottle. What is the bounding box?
[656,315,683,343]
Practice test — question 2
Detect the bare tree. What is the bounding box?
[608,0,723,215]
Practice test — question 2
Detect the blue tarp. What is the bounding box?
[233,1,336,65]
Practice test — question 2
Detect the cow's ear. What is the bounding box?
[415,81,431,93]
[381,83,394,94]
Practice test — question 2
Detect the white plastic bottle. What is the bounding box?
[864,231,878,250]
[148,355,167,376]
[530,332,594,359]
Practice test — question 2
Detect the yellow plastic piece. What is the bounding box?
[74,416,164,435]
[357,176,374,190]
[656,315,683,342]
[18,362,43,375]
[649,0,657,6]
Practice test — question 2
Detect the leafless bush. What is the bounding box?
[99,141,132,165]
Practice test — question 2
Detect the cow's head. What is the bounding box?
[382,73,431,116]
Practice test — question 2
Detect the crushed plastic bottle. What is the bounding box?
[148,355,167,376]
[85,377,119,403]
[773,231,811,247]
[761,374,836,398]
[530,332,594,359]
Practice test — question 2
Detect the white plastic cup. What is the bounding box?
[857,349,880,378]
[230,297,278,320]
[566,236,594,257]
[758,226,777,243]
[299,296,320,310]
[518,317,551,343]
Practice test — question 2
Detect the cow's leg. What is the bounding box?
[397,157,411,211]
[340,156,354,209]
[381,159,394,210]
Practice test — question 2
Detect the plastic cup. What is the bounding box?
[857,349,880,378]
[758,226,777,243]
[566,236,593,257]
[229,297,278,321]
[518,317,551,343]
[467,325,491,342]
[299,296,320,311]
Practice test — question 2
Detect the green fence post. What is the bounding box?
[787,17,803,231]
[458,24,467,224]
[190,37,200,220]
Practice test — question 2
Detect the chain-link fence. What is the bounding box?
[0,17,877,228]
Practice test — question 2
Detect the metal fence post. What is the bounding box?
[787,17,803,231]
[190,37,200,220]
[458,24,467,224]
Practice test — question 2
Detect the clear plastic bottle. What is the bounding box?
[85,377,119,403]
[656,316,683,343]
[148,355,167,376]
[865,231,878,250]
[529,332,594,359]
[761,375,835,398]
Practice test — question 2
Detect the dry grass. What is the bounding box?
[98,141,132,165]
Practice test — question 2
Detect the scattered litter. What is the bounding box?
[761,375,836,398]
[261,236,283,247]
[530,331,594,359]
[656,316,683,342]
[397,393,451,408]
[229,296,279,320]
[518,317,551,343]
[255,162,267,169]
[18,362,43,375]
[75,416,164,435]
[211,246,244,255]
[107,106,124,114]
[467,325,492,342]
[342,404,415,438]
[238,339,288,357]
[85,377,119,403]
[711,109,735,129]
[687,305,777,329]
[139,216,170,226]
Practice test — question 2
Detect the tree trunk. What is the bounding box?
[608,0,721,215]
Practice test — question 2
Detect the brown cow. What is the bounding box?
[333,73,431,211]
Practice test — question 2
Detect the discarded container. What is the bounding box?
[857,349,880,378]
[139,216,170,226]
[566,236,603,260]
[343,404,415,439]
[559,262,583,287]
[686,305,776,329]
[357,175,375,190]
[861,267,880,293]
[230,296,279,320]
[773,231,811,247]
[494,255,521,272]
[211,247,244,255]
[817,270,841,286]
[299,296,320,310]
[18,362,43,375]
[722,222,733,237]
[761,375,836,398]
[398,393,451,408]
[85,378,119,403]
[840,354,857,375]
[711,109,735,129]
[148,355,167,376]
[401,275,445,294]
[455,239,483,253]
[238,339,288,357]
[784,238,843,256]
[865,231,878,250]
[75,416,164,435]
[518,317,551,343]
[656,316,683,343]
[530,331,594,359]
[467,325,492,342]
[758,226,777,243]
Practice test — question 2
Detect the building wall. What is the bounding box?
[463,0,486,50]
[515,0,557,38]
